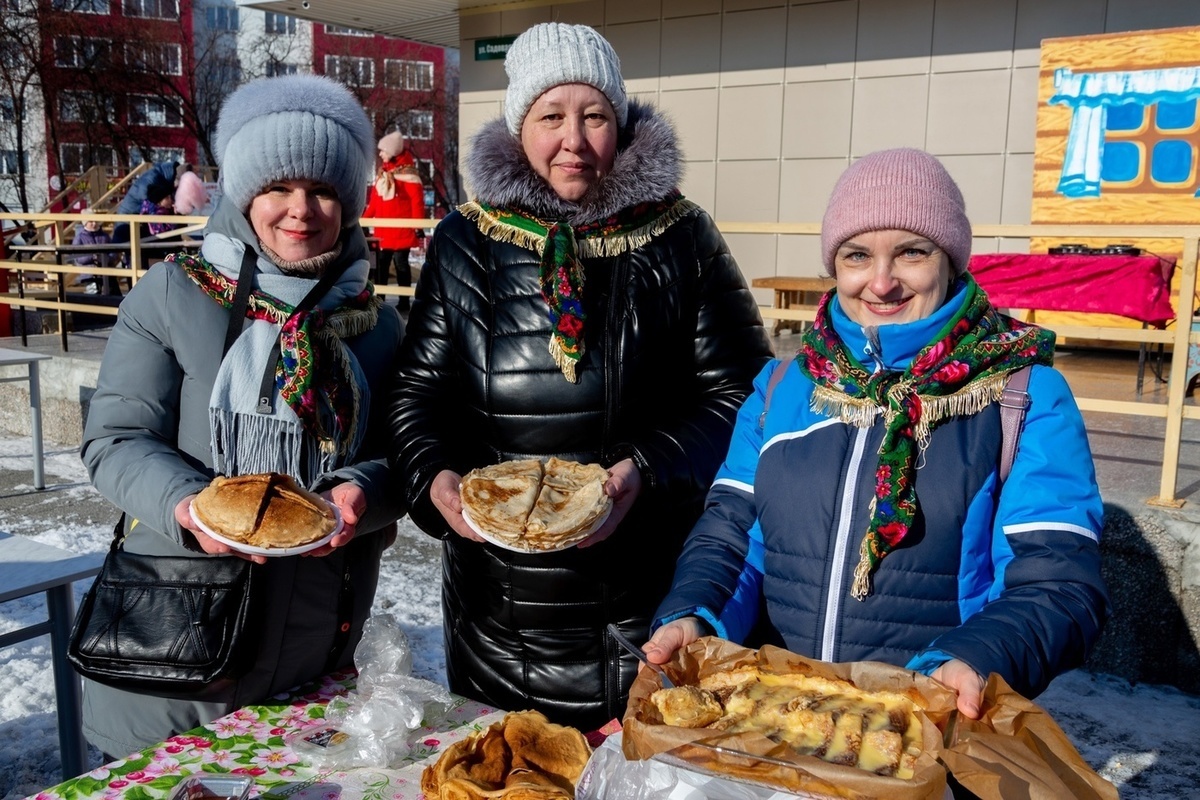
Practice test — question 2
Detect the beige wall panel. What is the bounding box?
[926,70,1011,155]
[775,230,825,279]
[940,154,1006,225]
[1013,0,1106,66]
[459,12,501,39]
[724,232,779,298]
[606,0,662,25]
[1006,66,1038,154]
[554,1,605,26]
[723,0,785,11]
[721,8,789,86]
[680,160,717,214]
[460,49,509,94]
[664,0,721,16]
[779,158,847,223]
[661,14,721,91]
[781,81,853,159]
[850,75,929,154]
[854,0,934,78]
[718,84,785,160]
[606,20,662,88]
[1001,152,1035,225]
[931,0,1016,73]
[716,160,781,222]
[500,7,552,34]
[1104,0,1200,35]
[658,88,719,161]
[458,101,503,197]
[785,0,856,82]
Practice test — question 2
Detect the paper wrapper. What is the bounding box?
[621,637,1118,800]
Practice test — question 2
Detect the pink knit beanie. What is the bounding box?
[820,148,972,276]
[378,131,406,160]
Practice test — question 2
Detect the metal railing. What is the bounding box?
[3,213,1198,505]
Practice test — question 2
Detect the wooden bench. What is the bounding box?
[751,276,835,334]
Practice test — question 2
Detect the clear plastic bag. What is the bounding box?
[289,613,453,769]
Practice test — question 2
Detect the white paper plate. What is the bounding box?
[462,503,611,553]
[189,500,342,557]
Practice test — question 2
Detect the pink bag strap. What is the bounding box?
[998,365,1032,484]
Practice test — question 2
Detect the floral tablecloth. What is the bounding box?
[26,670,506,800]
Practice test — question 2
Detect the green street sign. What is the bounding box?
[475,36,516,61]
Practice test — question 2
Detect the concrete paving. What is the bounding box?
[1,327,1198,695]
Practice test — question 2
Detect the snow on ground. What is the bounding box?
[1,436,1198,799]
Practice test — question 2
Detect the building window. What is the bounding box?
[124,0,177,20]
[128,94,182,127]
[0,149,26,175]
[264,12,296,35]
[51,0,109,12]
[400,110,433,141]
[0,95,22,122]
[126,42,181,75]
[130,145,183,166]
[59,90,114,123]
[265,61,299,77]
[60,143,116,174]
[54,36,111,69]
[384,60,434,92]
[324,24,370,36]
[204,5,238,31]
[324,55,373,88]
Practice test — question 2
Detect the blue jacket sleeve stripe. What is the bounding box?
[1004,521,1098,541]
[713,477,754,494]
[763,417,842,453]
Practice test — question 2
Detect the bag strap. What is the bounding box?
[222,246,258,358]
[758,355,795,429]
[998,365,1032,484]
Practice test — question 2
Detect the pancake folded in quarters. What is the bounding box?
[460,457,611,551]
[192,472,337,549]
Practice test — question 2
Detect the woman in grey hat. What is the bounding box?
[79,74,405,756]
[386,22,772,731]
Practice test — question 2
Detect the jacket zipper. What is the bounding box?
[820,425,871,661]
[602,254,623,453]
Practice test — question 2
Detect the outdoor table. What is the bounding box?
[0,346,51,489]
[0,531,104,781]
[25,670,507,800]
[751,276,835,335]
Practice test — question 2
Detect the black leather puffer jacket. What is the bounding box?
[386,102,772,731]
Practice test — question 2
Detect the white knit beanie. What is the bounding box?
[215,74,374,223]
[503,23,628,135]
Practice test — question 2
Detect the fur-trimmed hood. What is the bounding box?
[465,99,683,226]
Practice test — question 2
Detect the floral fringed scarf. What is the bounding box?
[797,276,1056,600]
[460,193,698,382]
[173,251,378,456]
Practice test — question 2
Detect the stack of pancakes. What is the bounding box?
[192,472,337,549]
[460,457,611,551]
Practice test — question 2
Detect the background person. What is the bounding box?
[385,22,773,732]
[71,210,120,294]
[112,159,178,244]
[645,148,1109,720]
[362,131,425,311]
[79,74,404,757]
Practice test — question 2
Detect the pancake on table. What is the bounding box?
[460,457,611,550]
[192,472,337,549]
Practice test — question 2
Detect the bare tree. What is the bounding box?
[0,0,48,212]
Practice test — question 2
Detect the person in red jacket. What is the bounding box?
[363,131,425,309]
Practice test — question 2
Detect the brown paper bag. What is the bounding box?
[622,638,1118,800]
[621,638,956,800]
[941,674,1118,800]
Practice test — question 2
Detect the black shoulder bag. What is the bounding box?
[67,247,264,695]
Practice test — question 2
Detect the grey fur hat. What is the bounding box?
[215,74,374,223]
[503,23,628,135]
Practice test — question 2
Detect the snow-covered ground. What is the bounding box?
[1,436,1198,799]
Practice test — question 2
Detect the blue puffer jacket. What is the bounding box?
[655,282,1109,699]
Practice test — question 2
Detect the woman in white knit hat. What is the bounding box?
[647,148,1108,725]
[386,22,772,731]
[79,74,405,756]
[362,130,425,308]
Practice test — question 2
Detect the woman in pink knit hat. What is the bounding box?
[648,148,1108,723]
[362,130,425,309]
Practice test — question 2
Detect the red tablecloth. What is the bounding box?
[968,253,1176,325]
